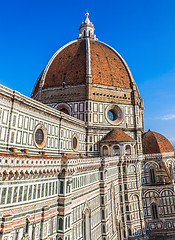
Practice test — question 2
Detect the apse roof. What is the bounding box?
[101,129,135,142]
[142,129,174,154]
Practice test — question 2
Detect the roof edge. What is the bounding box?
[36,40,79,93]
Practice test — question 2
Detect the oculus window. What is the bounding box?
[106,104,123,125]
[34,124,47,148]
[72,135,79,151]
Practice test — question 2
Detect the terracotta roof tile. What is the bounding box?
[101,129,135,142]
[44,40,86,87]
[90,40,132,88]
[142,130,174,154]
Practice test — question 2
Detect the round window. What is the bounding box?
[35,129,44,145]
[107,110,117,121]
[72,135,79,151]
[34,125,47,148]
[106,104,123,125]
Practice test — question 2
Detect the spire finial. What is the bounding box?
[85,10,89,17]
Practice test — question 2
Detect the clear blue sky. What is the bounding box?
[0,0,175,146]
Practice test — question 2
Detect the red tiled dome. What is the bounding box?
[142,130,174,154]
[91,41,131,88]
[31,39,134,97]
[101,129,135,142]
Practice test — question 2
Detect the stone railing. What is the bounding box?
[145,220,175,231]
[0,153,146,180]
[144,152,175,160]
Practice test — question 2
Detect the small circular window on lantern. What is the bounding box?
[72,135,79,151]
[106,104,123,125]
[34,125,47,148]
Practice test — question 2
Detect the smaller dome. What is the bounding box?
[142,130,174,154]
[101,129,135,142]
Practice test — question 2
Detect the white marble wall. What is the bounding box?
[0,84,86,155]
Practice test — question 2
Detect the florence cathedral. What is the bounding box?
[0,12,175,240]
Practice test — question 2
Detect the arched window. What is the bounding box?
[123,230,126,238]
[32,225,35,240]
[125,145,131,155]
[65,217,68,230]
[59,108,69,114]
[128,228,132,236]
[62,82,66,88]
[26,218,29,233]
[149,168,156,184]
[103,146,108,156]
[58,218,63,230]
[151,203,159,220]
[50,218,53,235]
[111,185,116,232]
[89,31,91,37]
[113,145,120,156]
[128,165,136,173]
[60,181,64,194]
[56,103,71,115]
[83,209,91,240]
[130,195,140,223]
[84,30,86,36]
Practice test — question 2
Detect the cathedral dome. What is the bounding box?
[31,12,139,99]
[32,40,132,94]
[142,130,174,154]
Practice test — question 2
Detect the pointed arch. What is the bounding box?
[102,145,109,156]
[113,145,120,156]
[58,217,63,231]
[125,145,131,155]
[83,207,91,240]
